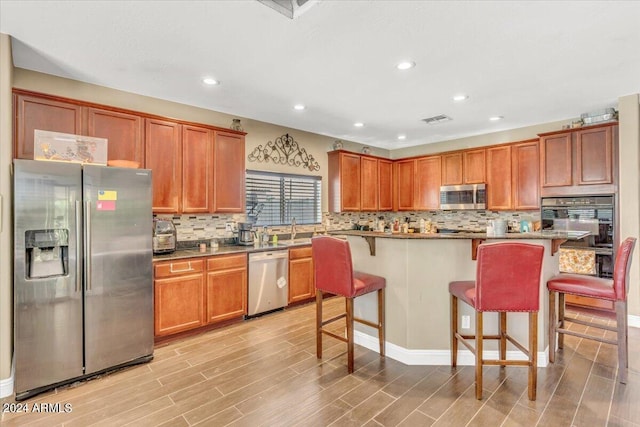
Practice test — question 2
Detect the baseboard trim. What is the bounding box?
[354,331,550,367]
[355,313,640,367]
[0,353,14,399]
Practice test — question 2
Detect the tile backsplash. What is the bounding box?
[157,209,540,244]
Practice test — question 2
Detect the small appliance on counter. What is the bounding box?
[153,218,177,254]
[237,222,255,246]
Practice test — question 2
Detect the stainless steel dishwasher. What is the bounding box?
[248,250,289,316]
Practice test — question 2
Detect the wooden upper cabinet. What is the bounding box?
[539,123,617,196]
[378,159,393,211]
[575,126,613,185]
[182,125,213,213]
[361,156,378,211]
[511,140,540,210]
[145,118,182,213]
[14,92,82,159]
[463,149,486,184]
[540,132,572,187]
[486,145,513,210]
[85,107,144,165]
[442,149,485,186]
[328,151,361,212]
[394,159,415,211]
[441,153,463,185]
[415,156,441,210]
[213,131,245,213]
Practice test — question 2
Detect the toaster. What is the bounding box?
[153,218,177,254]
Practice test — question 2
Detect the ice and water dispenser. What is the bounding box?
[24,229,69,278]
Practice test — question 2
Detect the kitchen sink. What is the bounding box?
[277,237,313,246]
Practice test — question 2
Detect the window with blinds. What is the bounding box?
[246,170,322,226]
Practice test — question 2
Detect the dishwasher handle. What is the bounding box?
[249,250,289,261]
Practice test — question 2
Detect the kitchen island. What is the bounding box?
[337,230,566,367]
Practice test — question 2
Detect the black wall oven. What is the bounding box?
[541,195,615,278]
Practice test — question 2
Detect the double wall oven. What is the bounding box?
[541,195,616,278]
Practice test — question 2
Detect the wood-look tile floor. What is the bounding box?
[2,297,639,427]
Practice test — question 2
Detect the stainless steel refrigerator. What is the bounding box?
[13,159,154,400]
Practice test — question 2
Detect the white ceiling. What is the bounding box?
[1,1,639,150]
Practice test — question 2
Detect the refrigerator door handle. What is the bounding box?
[75,200,82,293]
[85,200,92,292]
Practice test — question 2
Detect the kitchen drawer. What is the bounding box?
[155,259,204,278]
[207,254,247,271]
[289,246,312,260]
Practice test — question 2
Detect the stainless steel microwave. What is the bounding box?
[439,184,486,210]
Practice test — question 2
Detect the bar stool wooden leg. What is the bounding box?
[499,312,507,365]
[346,297,355,374]
[378,288,385,357]
[548,291,556,363]
[616,300,628,384]
[558,293,565,349]
[316,289,323,359]
[451,294,458,367]
[529,312,538,401]
[475,311,483,400]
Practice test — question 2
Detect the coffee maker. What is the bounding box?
[237,222,254,246]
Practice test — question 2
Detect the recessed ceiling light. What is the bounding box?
[397,134,407,140]
[202,77,219,85]
[453,94,469,101]
[293,104,305,110]
[354,122,364,128]
[396,61,416,70]
[489,116,504,121]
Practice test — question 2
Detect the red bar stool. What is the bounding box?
[548,237,636,384]
[311,236,386,373]
[449,242,544,400]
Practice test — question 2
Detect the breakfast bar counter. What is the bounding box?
[339,231,563,367]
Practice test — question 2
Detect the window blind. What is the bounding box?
[246,170,321,226]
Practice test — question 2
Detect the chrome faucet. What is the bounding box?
[291,217,297,241]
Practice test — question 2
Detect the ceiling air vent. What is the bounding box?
[257,0,321,19]
[422,114,452,125]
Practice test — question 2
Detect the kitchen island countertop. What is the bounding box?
[333,229,569,240]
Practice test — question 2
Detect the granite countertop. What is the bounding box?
[153,239,312,262]
[334,230,569,240]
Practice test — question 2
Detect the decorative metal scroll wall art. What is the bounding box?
[247,133,320,171]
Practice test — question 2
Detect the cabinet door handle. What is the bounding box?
[170,262,193,273]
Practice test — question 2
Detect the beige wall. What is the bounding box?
[618,94,640,319]
[0,33,14,388]
[12,68,388,212]
[391,119,574,159]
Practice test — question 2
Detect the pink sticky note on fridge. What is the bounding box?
[96,200,116,211]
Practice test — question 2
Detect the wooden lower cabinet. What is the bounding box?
[154,254,248,339]
[288,246,315,304]
[206,254,247,323]
[154,259,205,337]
